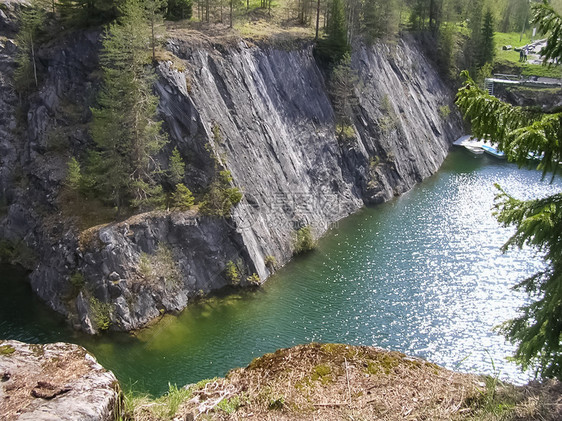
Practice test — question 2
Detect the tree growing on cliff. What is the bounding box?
[89,0,167,212]
[315,0,349,64]
[329,54,358,137]
[455,0,562,380]
[363,0,400,41]
[14,0,45,94]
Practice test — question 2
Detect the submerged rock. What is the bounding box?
[0,340,120,421]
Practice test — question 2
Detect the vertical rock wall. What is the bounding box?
[0,9,463,332]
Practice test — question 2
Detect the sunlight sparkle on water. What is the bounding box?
[1,151,560,395]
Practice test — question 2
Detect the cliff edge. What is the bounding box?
[0,1,463,333]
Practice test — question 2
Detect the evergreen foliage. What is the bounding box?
[168,147,186,187]
[89,0,167,212]
[315,0,349,64]
[145,0,167,61]
[294,225,316,254]
[364,0,399,41]
[329,54,358,135]
[65,157,82,190]
[478,9,496,67]
[14,1,45,94]
[467,0,484,73]
[200,170,242,216]
[455,1,562,380]
[58,0,124,26]
[166,0,193,20]
[171,183,194,210]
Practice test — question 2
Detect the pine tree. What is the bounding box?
[455,1,562,380]
[166,0,192,19]
[171,183,194,210]
[478,9,495,67]
[466,0,484,73]
[145,0,167,62]
[65,157,82,191]
[315,0,349,64]
[14,1,45,94]
[329,54,358,134]
[364,0,399,41]
[58,0,123,26]
[90,0,167,212]
[168,147,186,186]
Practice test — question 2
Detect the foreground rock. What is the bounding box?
[0,340,120,421]
[128,343,562,421]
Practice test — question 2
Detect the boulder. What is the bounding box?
[0,340,120,421]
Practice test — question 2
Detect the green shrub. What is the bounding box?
[89,297,112,331]
[226,187,242,205]
[171,183,194,210]
[225,260,240,284]
[212,122,223,145]
[65,157,82,190]
[0,239,37,269]
[138,252,152,279]
[336,124,356,144]
[246,273,260,285]
[200,170,243,216]
[264,255,277,270]
[294,226,316,255]
[138,245,180,287]
[217,395,242,414]
[68,272,85,297]
[438,105,451,119]
[0,344,15,355]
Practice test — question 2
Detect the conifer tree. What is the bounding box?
[455,0,562,380]
[89,0,167,212]
[145,0,167,61]
[329,54,358,134]
[14,0,45,93]
[364,0,399,41]
[315,0,349,64]
[166,0,192,20]
[478,9,496,67]
[168,147,186,186]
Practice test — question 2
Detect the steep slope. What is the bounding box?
[157,36,461,282]
[0,4,462,332]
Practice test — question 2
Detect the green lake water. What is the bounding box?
[1,149,559,396]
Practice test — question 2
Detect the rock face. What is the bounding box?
[0,0,463,333]
[157,37,461,282]
[0,340,120,421]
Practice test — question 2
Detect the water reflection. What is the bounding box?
[0,150,559,395]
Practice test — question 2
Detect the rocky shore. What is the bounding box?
[2,340,561,420]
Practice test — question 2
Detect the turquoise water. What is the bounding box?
[1,150,559,396]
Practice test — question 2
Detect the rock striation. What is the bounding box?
[0,340,120,421]
[0,0,463,333]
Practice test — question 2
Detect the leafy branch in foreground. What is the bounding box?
[455,71,561,177]
[455,0,562,381]
[493,187,562,379]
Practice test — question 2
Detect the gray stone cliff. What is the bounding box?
[0,2,462,333]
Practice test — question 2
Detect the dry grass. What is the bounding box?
[122,343,561,420]
[0,343,91,421]
[164,0,317,50]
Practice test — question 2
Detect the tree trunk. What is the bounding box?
[315,0,320,40]
[31,35,37,88]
